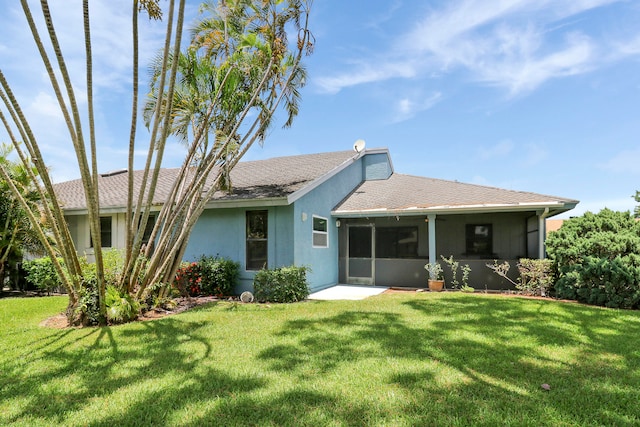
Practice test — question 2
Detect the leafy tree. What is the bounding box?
[0,143,48,289]
[546,209,640,308]
[634,190,639,219]
[0,0,313,325]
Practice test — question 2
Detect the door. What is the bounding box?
[346,225,374,285]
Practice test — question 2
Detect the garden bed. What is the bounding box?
[40,295,223,329]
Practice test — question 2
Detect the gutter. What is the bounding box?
[332,201,577,218]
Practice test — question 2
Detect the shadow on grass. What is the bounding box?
[255,294,640,425]
[2,295,640,425]
[0,317,266,426]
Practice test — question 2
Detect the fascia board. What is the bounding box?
[63,196,291,215]
[204,197,289,209]
[332,201,578,218]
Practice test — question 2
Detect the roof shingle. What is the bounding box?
[53,150,357,211]
[333,173,577,214]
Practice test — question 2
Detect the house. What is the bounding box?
[53,147,578,292]
[546,218,565,235]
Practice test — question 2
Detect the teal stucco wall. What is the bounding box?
[292,156,366,292]
[182,150,393,294]
[184,205,294,293]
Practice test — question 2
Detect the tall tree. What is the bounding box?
[634,190,639,218]
[0,0,313,325]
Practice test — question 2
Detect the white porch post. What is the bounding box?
[428,214,437,264]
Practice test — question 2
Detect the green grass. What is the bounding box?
[1,293,639,426]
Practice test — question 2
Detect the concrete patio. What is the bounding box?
[308,285,389,301]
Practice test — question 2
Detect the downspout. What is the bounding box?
[428,214,437,265]
[538,207,551,259]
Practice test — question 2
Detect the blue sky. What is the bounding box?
[1,0,639,218]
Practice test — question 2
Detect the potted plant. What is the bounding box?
[424,262,444,292]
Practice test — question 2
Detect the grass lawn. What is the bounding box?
[1,293,639,426]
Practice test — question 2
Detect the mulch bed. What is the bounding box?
[39,295,224,329]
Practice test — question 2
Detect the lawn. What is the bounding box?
[1,293,639,426]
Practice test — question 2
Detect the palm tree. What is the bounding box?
[0,144,48,289]
[130,0,314,298]
[0,0,313,325]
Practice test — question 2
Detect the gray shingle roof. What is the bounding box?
[53,149,578,215]
[333,173,578,215]
[54,150,357,211]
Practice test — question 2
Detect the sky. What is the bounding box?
[0,0,639,218]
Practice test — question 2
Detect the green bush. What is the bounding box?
[75,277,101,326]
[78,249,124,288]
[198,255,239,296]
[516,258,553,296]
[546,209,640,309]
[174,256,240,297]
[23,257,63,294]
[253,266,309,303]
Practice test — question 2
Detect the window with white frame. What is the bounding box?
[312,215,328,248]
[90,216,112,248]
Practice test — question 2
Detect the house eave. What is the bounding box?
[204,197,289,209]
[332,201,578,218]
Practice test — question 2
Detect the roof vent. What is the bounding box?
[100,169,128,178]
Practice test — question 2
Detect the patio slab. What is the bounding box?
[308,285,388,301]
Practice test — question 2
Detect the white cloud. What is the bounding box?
[30,92,64,119]
[478,140,514,160]
[392,91,442,123]
[611,34,640,58]
[477,32,595,95]
[315,61,417,94]
[316,0,637,96]
[599,148,640,174]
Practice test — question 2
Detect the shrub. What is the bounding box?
[440,255,472,289]
[175,262,202,296]
[486,259,553,296]
[105,285,140,324]
[23,257,63,294]
[75,276,101,326]
[78,249,124,288]
[174,256,240,297]
[516,259,553,296]
[253,266,309,303]
[546,209,640,309]
[198,255,239,296]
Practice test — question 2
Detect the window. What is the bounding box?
[312,216,328,248]
[246,210,268,270]
[376,227,419,258]
[139,215,156,245]
[466,224,493,256]
[90,216,112,248]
